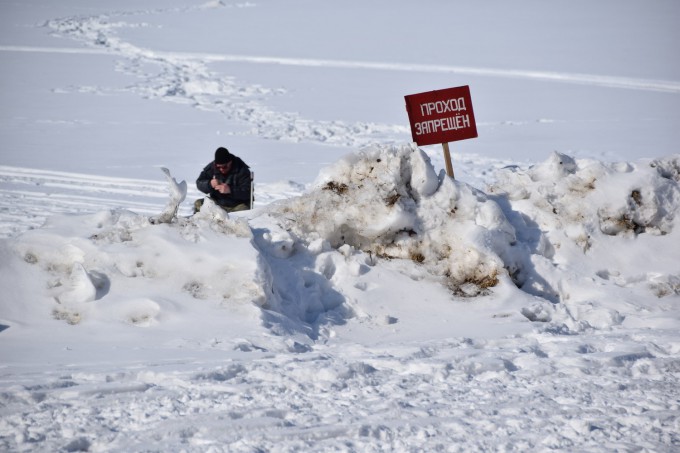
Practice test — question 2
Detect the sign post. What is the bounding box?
[404,85,478,179]
[442,142,454,179]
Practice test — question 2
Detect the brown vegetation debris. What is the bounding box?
[385,193,401,206]
[323,181,349,195]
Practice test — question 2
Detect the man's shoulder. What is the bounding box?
[232,156,250,172]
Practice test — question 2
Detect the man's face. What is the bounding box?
[215,160,232,174]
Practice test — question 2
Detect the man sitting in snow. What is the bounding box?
[194,147,252,213]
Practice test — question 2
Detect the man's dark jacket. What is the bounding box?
[196,156,251,208]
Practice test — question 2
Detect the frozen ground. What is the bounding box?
[1,1,679,452]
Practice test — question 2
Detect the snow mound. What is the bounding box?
[488,152,680,330]
[268,144,516,296]
[259,147,679,333]
[491,152,680,240]
[8,206,266,328]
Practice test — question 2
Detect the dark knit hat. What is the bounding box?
[215,147,233,164]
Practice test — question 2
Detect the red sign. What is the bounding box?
[405,85,478,146]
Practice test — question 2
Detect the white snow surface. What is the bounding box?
[1,1,680,452]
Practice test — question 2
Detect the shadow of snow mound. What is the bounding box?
[249,219,361,341]
[267,144,518,297]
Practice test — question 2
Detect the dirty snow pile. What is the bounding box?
[270,145,513,297]
[1,146,680,451]
[268,146,680,326]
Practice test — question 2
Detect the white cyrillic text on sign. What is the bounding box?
[414,96,471,137]
[419,97,467,116]
[414,114,471,135]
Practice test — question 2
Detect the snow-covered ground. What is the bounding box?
[1,1,679,451]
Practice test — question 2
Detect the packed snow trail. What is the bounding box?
[4,45,679,94]
[35,12,410,149]
[1,5,668,153]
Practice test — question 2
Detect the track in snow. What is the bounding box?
[0,166,303,239]
[3,6,678,155]
[2,45,679,94]
[0,166,192,238]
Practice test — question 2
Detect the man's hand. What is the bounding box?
[210,178,231,194]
